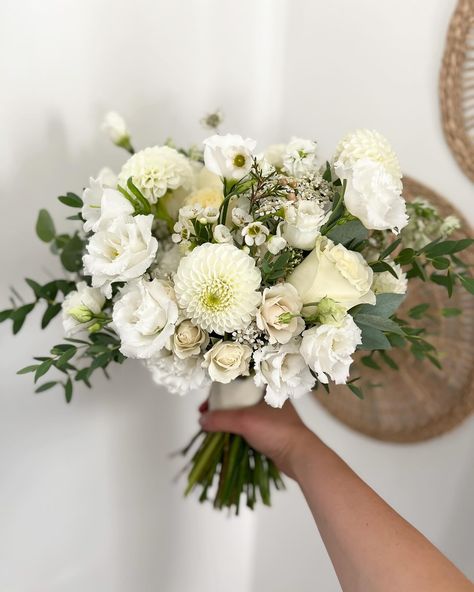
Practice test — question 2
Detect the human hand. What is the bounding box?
[199,399,315,479]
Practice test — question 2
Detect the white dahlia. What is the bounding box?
[334,129,402,179]
[174,243,261,335]
[118,146,193,204]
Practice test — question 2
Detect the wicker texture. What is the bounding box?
[314,177,474,443]
[440,0,474,181]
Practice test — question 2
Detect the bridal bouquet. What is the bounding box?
[3,111,473,513]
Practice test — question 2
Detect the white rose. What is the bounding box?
[253,340,315,408]
[112,278,178,359]
[83,214,158,298]
[147,351,210,396]
[288,235,375,309]
[172,319,209,359]
[300,314,361,384]
[335,158,407,233]
[203,134,256,180]
[203,340,252,384]
[282,137,318,178]
[61,282,105,336]
[82,178,134,233]
[256,283,304,344]
[281,200,329,250]
[101,111,129,144]
[213,224,233,244]
[372,261,408,295]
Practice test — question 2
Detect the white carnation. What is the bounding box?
[300,314,361,385]
[253,340,315,408]
[203,341,252,384]
[147,352,210,396]
[372,261,408,295]
[174,243,261,335]
[61,282,105,337]
[281,199,329,250]
[282,137,318,178]
[203,134,256,180]
[118,146,193,204]
[83,214,158,298]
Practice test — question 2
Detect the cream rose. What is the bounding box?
[203,341,252,384]
[256,283,304,344]
[288,236,375,309]
[172,319,209,359]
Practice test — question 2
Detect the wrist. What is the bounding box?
[288,428,326,483]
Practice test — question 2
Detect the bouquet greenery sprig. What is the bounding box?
[2,111,473,512]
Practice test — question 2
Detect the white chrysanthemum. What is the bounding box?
[334,129,402,179]
[146,352,210,396]
[372,262,408,295]
[174,243,262,335]
[118,146,193,204]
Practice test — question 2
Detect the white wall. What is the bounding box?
[0,1,473,591]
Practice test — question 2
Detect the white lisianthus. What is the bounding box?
[82,178,134,233]
[372,261,408,295]
[147,352,210,396]
[288,236,375,309]
[281,200,329,250]
[96,167,117,187]
[203,134,256,180]
[61,282,105,336]
[83,214,158,298]
[203,341,252,384]
[300,314,362,384]
[263,144,286,170]
[118,146,193,204]
[334,130,407,233]
[282,137,318,177]
[213,224,233,244]
[254,340,315,408]
[242,222,269,246]
[172,320,209,359]
[101,111,130,145]
[174,243,261,335]
[112,278,178,359]
[256,283,304,344]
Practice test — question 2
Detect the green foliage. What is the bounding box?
[369,260,398,278]
[408,303,430,320]
[327,219,368,248]
[58,192,83,208]
[36,209,55,242]
[261,250,292,284]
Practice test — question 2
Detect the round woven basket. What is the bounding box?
[314,176,474,443]
[439,0,474,181]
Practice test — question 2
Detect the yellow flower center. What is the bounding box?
[233,154,246,168]
[200,278,233,311]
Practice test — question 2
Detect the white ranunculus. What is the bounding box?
[101,111,129,144]
[147,352,210,396]
[203,341,252,384]
[300,314,361,384]
[372,261,408,295]
[83,214,158,298]
[253,340,315,408]
[256,283,304,344]
[61,281,105,336]
[335,158,407,233]
[82,178,134,233]
[282,137,318,177]
[203,134,256,180]
[172,319,209,359]
[281,199,329,250]
[288,236,375,309]
[112,277,178,359]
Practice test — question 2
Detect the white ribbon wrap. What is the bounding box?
[208,378,263,411]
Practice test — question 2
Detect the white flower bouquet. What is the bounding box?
[4,111,473,513]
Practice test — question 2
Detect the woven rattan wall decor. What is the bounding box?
[440,0,474,181]
[314,177,474,443]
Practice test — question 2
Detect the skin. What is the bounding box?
[199,401,473,592]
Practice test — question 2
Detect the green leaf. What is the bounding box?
[58,192,83,208]
[56,347,77,368]
[370,260,398,278]
[431,257,450,270]
[327,219,368,247]
[459,275,474,295]
[34,358,54,383]
[357,325,392,350]
[41,303,62,329]
[355,314,405,336]
[408,303,430,319]
[379,237,402,260]
[35,381,58,393]
[347,382,364,399]
[60,234,85,272]
[11,303,35,334]
[36,209,55,242]
[424,238,474,258]
[350,293,405,319]
[379,351,399,370]
[25,278,43,298]
[0,309,12,323]
[361,355,381,370]
[441,307,462,317]
[395,248,416,265]
[17,364,40,375]
[64,377,73,403]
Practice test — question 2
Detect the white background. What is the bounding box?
[0,1,473,590]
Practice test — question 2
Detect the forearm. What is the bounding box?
[292,431,473,592]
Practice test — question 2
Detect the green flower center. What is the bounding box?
[200,278,234,311]
[233,154,246,168]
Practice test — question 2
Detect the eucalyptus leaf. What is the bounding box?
[36,209,55,242]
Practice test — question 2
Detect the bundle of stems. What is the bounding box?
[182,430,285,514]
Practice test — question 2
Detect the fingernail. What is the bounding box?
[198,400,209,414]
